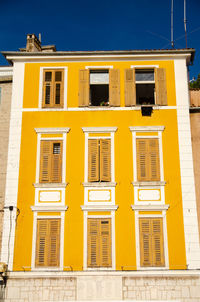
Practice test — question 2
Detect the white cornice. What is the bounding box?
[31,205,68,212]
[82,182,117,187]
[131,204,170,211]
[33,183,68,188]
[81,205,119,211]
[82,127,117,133]
[132,181,166,187]
[35,127,70,134]
[129,126,165,132]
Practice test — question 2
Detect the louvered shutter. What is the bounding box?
[88,139,99,182]
[35,220,48,267]
[54,70,64,107]
[43,71,53,108]
[136,139,148,181]
[79,69,89,107]
[87,219,100,267]
[152,218,165,266]
[149,139,160,181]
[155,68,167,105]
[100,139,111,182]
[100,219,112,267]
[139,219,152,267]
[109,69,120,106]
[48,219,60,267]
[125,69,136,106]
[40,141,51,182]
[51,141,62,183]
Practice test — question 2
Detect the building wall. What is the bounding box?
[0,71,12,257]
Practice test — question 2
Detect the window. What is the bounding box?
[136,138,160,181]
[87,218,112,268]
[88,139,111,182]
[35,219,60,267]
[139,217,165,267]
[42,69,64,108]
[39,140,62,183]
[125,68,167,106]
[79,69,120,107]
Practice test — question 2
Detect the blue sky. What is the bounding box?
[0,0,200,79]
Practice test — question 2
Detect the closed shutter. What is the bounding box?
[43,71,53,108]
[139,219,151,267]
[43,70,64,108]
[88,139,99,182]
[155,68,167,105]
[152,219,165,266]
[100,219,112,267]
[139,218,165,267]
[136,139,148,181]
[35,219,60,267]
[136,138,160,181]
[54,70,64,107]
[40,141,51,182]
[149,139,160,181]
[87,218,112,268]
[100,139,111,182]
[79,69,89,107]
[51,141,62,183]
[109,69,120,106]
[125,69,136,106]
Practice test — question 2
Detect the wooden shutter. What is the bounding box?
[136,139,148,181]
[109,69,120,106]
[87,219,100,267]
[35,219,60,267]
[43,71,53,108]
[152,218,165,266]
[51,141,62,182]
[43,70,64,108]
[88,139,99,182]
[100,219,112,267]
[87,218,111,268]
[54,70,64,107]
[79,69,89,107]
[139,218,165,267]
[100,139,111,182]
[149,139,160,181]
[139,219,151,267]
[136,138,160,181]
[39,141,51,182]
[155,68,167,105]
[125,69,136,106]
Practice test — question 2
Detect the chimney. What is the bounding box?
[26,34,41,52]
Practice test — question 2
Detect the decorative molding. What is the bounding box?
[82,127,118,133]
[132,181,166,187]
[81,205,118,211]
[33,183,68,188]
[35,128,70,134]
[129,126,165,132]
[31,205,68,212]
[130,65,159,68]
[131,204,170,211]
[85,65,113,69]
[83,182,117,187]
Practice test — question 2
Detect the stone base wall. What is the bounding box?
[0,273,200,302]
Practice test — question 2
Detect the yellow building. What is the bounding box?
[1,34,200,301]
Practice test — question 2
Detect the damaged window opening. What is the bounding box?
[136,69,155,105]
[90,70,109,106]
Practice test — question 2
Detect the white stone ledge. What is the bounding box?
[5,270,200,279]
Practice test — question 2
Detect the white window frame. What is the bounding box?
[82,127,117,185]
[31,211,66,271]
[38,67,68,109]
[130,126,165,184]
[35,128,70,185]
[132,206,169,270]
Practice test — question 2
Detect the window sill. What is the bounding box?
[82,182,117,187]
[132,181,166,187]
[33,183,68,188]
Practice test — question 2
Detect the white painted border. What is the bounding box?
[83,211,116,271]
[31,211,66,270]
[131,65,159,68]
[130,126,165,132]
[82,127,117,133]
[174,58,200,269]
[31,206,68,212]
[1,62,25,270]
[133,209,169,270]
[85,66,113,69]
[81,205,118,211]
[35,127,70,133]
[38,66,68,109]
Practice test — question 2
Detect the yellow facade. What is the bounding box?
[11,58,188,272]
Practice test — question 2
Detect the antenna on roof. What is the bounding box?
[184,0,188,48]
[171,0,174,48]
